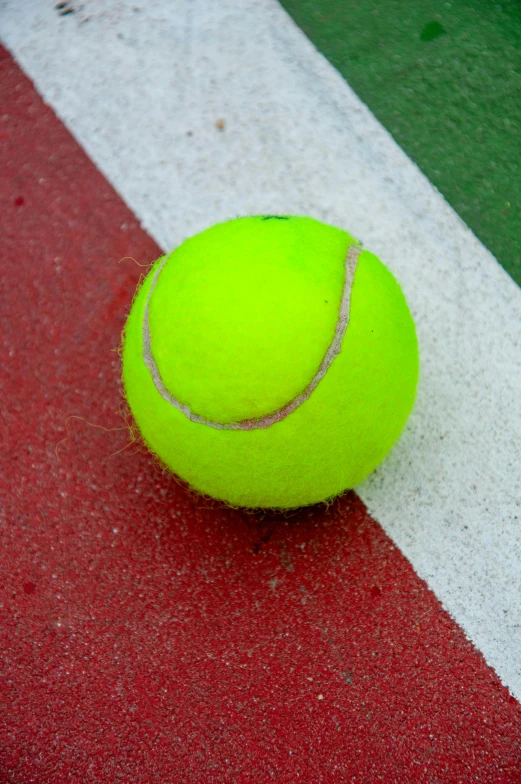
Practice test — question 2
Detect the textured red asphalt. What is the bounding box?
[1,46,521,783]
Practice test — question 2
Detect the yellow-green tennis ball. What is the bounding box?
[122,215,419,509]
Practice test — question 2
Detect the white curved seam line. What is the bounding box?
[142,244,360,430]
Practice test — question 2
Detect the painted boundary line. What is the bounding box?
[2,0,521,697]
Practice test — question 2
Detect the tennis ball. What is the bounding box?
[122,215,418,509]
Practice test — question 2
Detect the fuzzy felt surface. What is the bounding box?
[123,217,419,508]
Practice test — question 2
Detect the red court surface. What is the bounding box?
[1,47,521,783]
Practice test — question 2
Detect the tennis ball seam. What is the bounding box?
[142,244,361,431]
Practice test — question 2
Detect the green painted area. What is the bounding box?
[280,0,521,283]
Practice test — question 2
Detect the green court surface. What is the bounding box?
[281,0,521,284]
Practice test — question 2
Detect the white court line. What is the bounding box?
[2,0,521,696]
